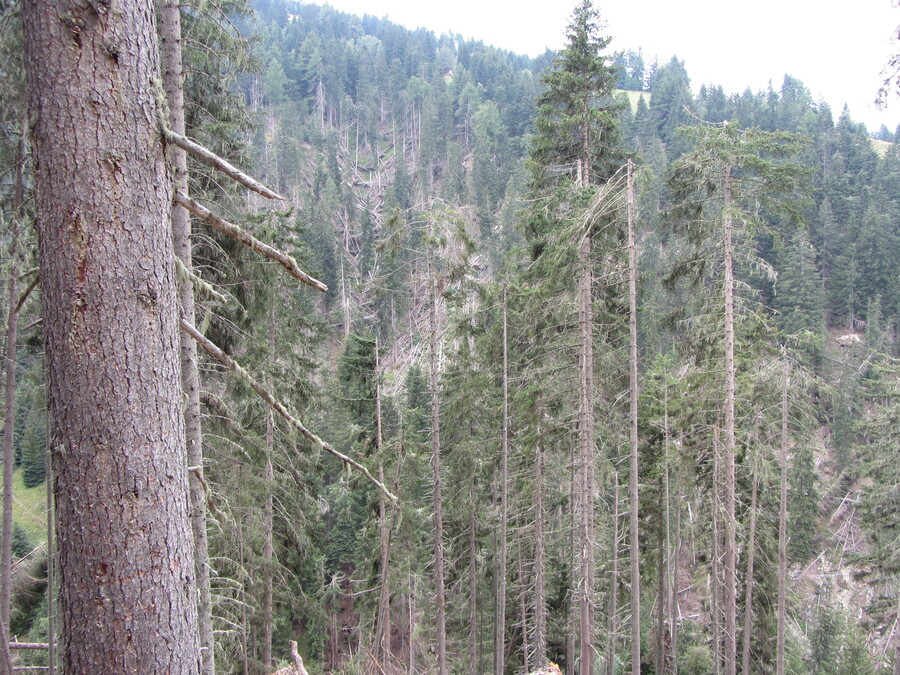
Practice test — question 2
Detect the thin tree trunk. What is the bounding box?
[1,136,24,646]
[534,407,547,666]
[429,245,447,675]
[157,3,214,671]
[722,166,738,675]
[374,337,392,669]
[46,413,55,675]
[740,476,759,674]
[657,481,668,674]
[262,409,274,670]
[627,158,641,675]
[469,494,478,675]
[608,476,620,675]
[23,0,201,669]
[496,283,510,675]
[578,218,596,675]
[712,426,722,675]
[517,527,532,672]
[776,353,789,675]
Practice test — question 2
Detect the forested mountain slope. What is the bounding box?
[0,0,897,673]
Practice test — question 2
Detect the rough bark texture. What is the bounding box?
[22,1,201,671]
[157,2,215,671]
[627,159,641,675]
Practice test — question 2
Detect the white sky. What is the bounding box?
[320,0,900,133]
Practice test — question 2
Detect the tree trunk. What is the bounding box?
[607,476,620,675]
[722,166,738,675]
[534,407,547,666]
[578,215,596,675]
[469,495,478,675]
[374,337,392,669]
[740,476,759,675]
[712,426,722,675]
[627,158,642,675]
[496,283,510,675]
[262,409,274,671]
[1,136,24,645]
[22,1,201,670]
[776,353,789,675]
[157,2,214,671]
[517,527,532,671]
[429,246,447,675]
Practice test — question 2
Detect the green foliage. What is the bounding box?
[788,444,819,561]
[529,0,622,191]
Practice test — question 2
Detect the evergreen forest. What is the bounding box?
[0,0,898,673]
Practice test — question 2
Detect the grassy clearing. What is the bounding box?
[11,470,48,547]
[617,89,650,112]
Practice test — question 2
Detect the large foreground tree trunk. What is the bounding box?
[23,1,201,671]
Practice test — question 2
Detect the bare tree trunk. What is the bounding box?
[496,283,510,675]
[627,158,641,675]
[722,166,738,675]
[429,246,447,675]
[578,218,596,675]
[712,427,722,675]
[517,527,532,671]
[1,136,24,645]
[262,409,274,671]
[46,416,55,675]
[607,476,620,675]
[776,353,789,675]
[534,408,547,666]
[374,337,392,669]
[157,3,214,671]
[740,476,759,674]
[657,481,668,674]
[22,1,200,670]
[469,495,478,675]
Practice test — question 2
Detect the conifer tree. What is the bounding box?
[666,121,809,675]
[527,4,623,672]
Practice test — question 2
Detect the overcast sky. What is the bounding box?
[319,0,900,133]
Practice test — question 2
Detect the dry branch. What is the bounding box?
[181,319,397,504]
[165,130,285,200]
[175,193,328,292]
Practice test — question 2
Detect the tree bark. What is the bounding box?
[428,245,447,675]
[627,158,641,675]
[157,3,214,671]
[496,282,510,675]
[607,475,620,675]
[776,353,789,675]
[22,1,201,671]
[534,406,547,666]
[578,216,596,675]
[262,409,274,671]
[740,475,759,675]
[722,166,738,675]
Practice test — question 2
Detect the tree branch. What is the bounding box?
[175,193,328,292]
[164,130,285,200]
[181,319,397,504]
